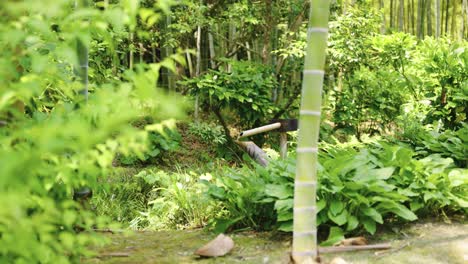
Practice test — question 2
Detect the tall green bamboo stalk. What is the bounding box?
[292,0,330,263]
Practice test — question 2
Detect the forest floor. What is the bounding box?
[85,220,467,264]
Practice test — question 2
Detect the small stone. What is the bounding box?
[195,234,234,257]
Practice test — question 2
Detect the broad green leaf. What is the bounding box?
[362,217,376,234]
[377,202,417,221]
[373,167,395,180]
[321,227,345,246]
[330,199,344,215]
[317,199,326,213]
[278,221,293,232]
[448,169,468,187]
[266,184,292,199]
[362,207,383,224]
[346,214,359,231]
[328,208,348,226]
[274,199,293,212]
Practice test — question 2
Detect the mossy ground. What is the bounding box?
[85,220,467,264]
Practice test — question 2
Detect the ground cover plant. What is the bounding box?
[204,138,467,240]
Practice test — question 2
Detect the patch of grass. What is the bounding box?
[91,167,153,228]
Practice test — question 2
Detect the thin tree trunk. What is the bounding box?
[445,0,450,35]
[129,33,134,69]
[436,0,441,37]
[166,15,175,90]
[427,0,433,36]
[411,0,416,34]
[245,42,252,61]
[451,0,458,37]
[208,32,216,68]
[399,0,404,31]
[186,49,193,77]
[406,0,411,32]
[292,0,330,262]
[195,19,202,121]
[380,0,386,33]
[228,22,236,72]
[390,0,395,28]
[262,0,273,64]
[462,0,468,39]
[417,0,424,38]
[421,0,427,37]
[76,0,89,101]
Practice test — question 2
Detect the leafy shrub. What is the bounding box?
[203,164,279,233]
[418,38,468,129]
[188,122,227,145]
[132,169,221,230]
[91,168,153,227]
[118,120,182,165]
[205,139,467,241]
[411,125,468,167]
[180,60,278,127]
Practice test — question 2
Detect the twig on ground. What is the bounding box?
[98,252,130,258]
[318,243,392,253]
[374,242,410,257]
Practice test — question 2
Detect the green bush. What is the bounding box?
[180,60,278,128]
[131,169,222,230]
[118,120,182,165]
[188,122,227,145]
[205,139,467,242]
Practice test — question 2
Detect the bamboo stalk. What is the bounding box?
[292,0,330,263]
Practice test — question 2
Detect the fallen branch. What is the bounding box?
[318,243,392,253]
[374,242,410,257]
[98,252,130,258]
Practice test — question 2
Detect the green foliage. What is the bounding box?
[181,60,278,127]
[119,120,182,165]
[326,7,467,137]
[133,169,221,230]
[418,38,468,129]
[188,122,227,145]
[411,125,468,167]
[203,164,279,233]
[205,139,467,238]
[92,168,152,226]
[0,0,183,262]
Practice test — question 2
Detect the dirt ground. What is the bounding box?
[85,221,467,264]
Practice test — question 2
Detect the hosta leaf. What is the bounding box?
[274,199,293,212]
[362,207,383,224]
[398,188,419,197]
[362,217,376,234]
[277,211,293,221]
[373,167,396,180]
[317,199,327,213]
[330,199,344,215]
[321,227,345,246]
[346,214,359,231]
[278,221,293,232]
[377,202,417,221]
[328,208,348,226]
[448,169,468,187]
[410,201,424,211]
[266,184,292,199]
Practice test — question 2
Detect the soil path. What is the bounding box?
[85,221,467,264]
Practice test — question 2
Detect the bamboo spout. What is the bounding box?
[238,122,281,138]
